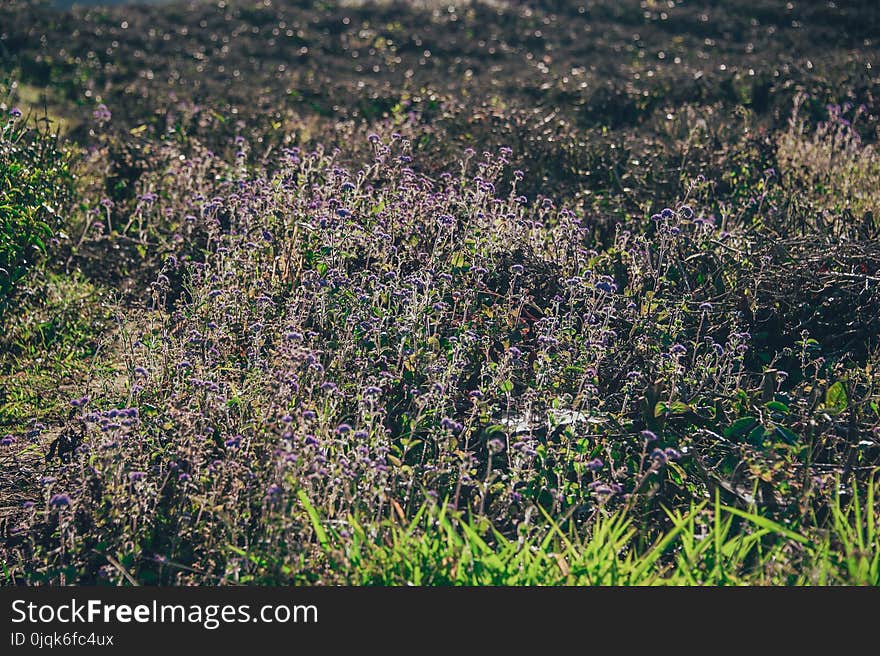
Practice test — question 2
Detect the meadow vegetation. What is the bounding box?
[0,0,879,585]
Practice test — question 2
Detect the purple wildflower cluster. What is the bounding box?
[11,132,772,583]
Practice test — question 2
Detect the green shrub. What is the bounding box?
[0,106,74,311]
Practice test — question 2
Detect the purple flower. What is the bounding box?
[9,107,23,118]
[92,104,112,123]
[266,484,283,498]
[178,473,191,482]
[129,471,147,482]
[437,214,455,228]
[585,457,604,472]
[510,264,525,276]
[699,302,713,312]
[0,435,14,446]
[49,494,71,508]
[335,423,352,434]
[640,430,658,442]
[440,417,463,433]
[664,448,682,461]
[302,410,317,420]
[660,208,675,220]
[651,448,668,464]
[225,435,242,448]
[670,343,687,355]
[508,346,523,359]
[487,438,505,454]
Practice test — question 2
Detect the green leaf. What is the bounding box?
[764,400,790,415]
[747,425,767,446]
[725,416,759,440]
[297,490,329,551]
[825,381,848,414]
[654,400,692,417]
[774,425,799,444]
[667,461,687,485]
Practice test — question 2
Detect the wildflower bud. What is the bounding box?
[640,430,658,442]
[49,494,71,508]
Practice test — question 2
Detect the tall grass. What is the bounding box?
[283,480,880,586]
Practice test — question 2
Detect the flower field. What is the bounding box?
[1,0,879,585]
